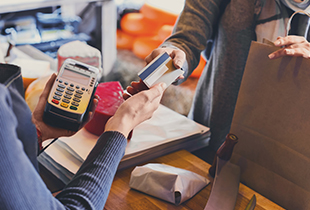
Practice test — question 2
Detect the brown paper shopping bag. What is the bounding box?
[230,41,310,210]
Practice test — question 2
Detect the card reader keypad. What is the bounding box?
[52,80,88,110]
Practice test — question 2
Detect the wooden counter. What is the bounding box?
[104,150,284,210]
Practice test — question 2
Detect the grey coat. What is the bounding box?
[162,0,309,149]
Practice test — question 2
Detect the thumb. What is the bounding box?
[40,73,57,100]
[170,50,185,69]
[149,82,167,100]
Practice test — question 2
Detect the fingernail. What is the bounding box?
[175,60,182,68]
[274,40,281,46]
[95,95,101,100]
[268,53,274,59]
[161,83,167,90]
[285,49,292,54]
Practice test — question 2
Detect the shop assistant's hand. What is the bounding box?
[105,83,166,138]
[145,47,186,68]
[32,73,99,141]
[268,35,310,59]
[146,47,185,80]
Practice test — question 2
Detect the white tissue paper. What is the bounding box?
[129,163,210,205]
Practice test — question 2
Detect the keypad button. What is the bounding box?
[70,106,78,110]
[76,90,83,94]
[74,94,82,98]
[58,84,65,89]
[56,87,64,92]
[71,101,79,106]
[55,91,63,96]
[64,95,72,99]
[67,87,74,91]
[76,85,80,89]
[53,95,61,100]
[64,82,68,85]
[65,91,73,95]
[73,98,81,102]
[70,83,74,87]
[52,99,59,104]
[60,102,69,108]
[59,79,63,83]
[62,98,70,103]
[82,87,85,91]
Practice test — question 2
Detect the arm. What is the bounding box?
[57,82,166,209]
[146,0,224,82]
[268,35,310,59]
[0,93,124,209]
[57,82,167,209]
[0,79,165,209]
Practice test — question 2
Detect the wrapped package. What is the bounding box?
[129,163,210,205]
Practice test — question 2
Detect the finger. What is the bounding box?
[269,47,310,59]
[178,74,185,80]
[145,49,165,64]
[127,83,165,107]
[170,50,186,69]
[173,74,185,84]
[36,74,57,110]
[90,96,99,114]
[268,48,286,59]
[123,92,131,100]
[81,97,99,126]
[142,82,166,102]
[274,36,307,47]
[126,86,139,95]
[131,79,148,91]
[284,48,310,59]
[41,73,57,99]
[126,80,148,96]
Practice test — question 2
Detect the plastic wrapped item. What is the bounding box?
[129,163,210,205]
[57,40,102,76]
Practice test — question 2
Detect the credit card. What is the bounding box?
[138,52,184,88]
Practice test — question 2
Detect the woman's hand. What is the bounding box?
[32,73,99,141]
[269,36,310,59]
[105,83,166,138]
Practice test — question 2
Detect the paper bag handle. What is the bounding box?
[286,10,310,36]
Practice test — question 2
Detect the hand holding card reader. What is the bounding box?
[43,58,99,131]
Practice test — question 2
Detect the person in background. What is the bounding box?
[0,63,166,209]
[140,0,310,151]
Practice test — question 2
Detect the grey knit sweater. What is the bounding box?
[162,0,309,149]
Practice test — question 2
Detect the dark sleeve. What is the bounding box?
[0,85,127,210]
[161,0,224,78]
[56,131,127,209]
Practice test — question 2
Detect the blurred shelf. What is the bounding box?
[0,0,117,76]
[0,0,109,14]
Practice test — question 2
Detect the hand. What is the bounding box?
[105,83,166,137]
[268,36,310,59]
[145,47,186,80]
[32,73,99,141]
[123,79,148,100]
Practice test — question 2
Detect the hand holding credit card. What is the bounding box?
[138,52,184,88]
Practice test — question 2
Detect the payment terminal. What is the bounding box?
[43,58,99,131]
